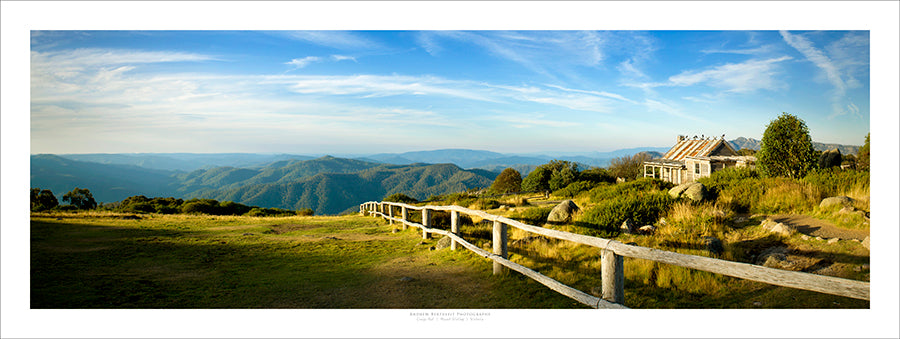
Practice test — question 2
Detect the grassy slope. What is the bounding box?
[30,212,583,309]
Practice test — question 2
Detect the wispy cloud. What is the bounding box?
[416,31,621,80]
[544,84,637,104]
[701,46,774,55]
[643,99,707,123]
[780,31,845,94]
[284,31,379,50]
[667,56,792,92]
[285,56,321,69]
[631,56,792,94]
[486,114,580,129]
[331,55,357,62]
[781,30,867,119]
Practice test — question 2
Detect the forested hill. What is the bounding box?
[31,155,496,215]
[201,163,496,215]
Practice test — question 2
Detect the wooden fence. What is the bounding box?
[360,201,869,309]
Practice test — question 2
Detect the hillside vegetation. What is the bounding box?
[31,155,497,215]
[413,166,869,308]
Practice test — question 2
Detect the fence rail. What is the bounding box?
[359,201,870,308]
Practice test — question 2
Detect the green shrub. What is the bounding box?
[553,181,596,198]
[296,208,314,216]
[122,202,156,214]
[470,199,501,210]
[577,191,673,234]
[508,207,554,225]
[180,199,219,214]
[802,168,869,197]
[490,168,523,194]
[246,207,304,217]
[383,193,418,204]
[587,177,672,203]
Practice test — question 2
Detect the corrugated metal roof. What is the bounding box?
[663,139,734,161]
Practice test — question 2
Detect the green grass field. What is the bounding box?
[31,209,868,309]
[30,212,585,308]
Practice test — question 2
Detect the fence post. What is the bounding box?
[450,210,460,250]
[401,206,408,230]
[388,204,394,225]
[492,220,508,275]
[422,208,431,239]
[601,248,625,305]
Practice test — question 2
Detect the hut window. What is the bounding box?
[694,163,700,174]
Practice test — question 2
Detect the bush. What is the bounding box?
[122,202,156,214]
[180,199,219,215]
[578,167,615,184]
[553,181,596,198]
[490,168,523,194]
[246,207,304,217]
[587,177,672,203]
[608,153,653,180]
[383,193,418,204]
[576,191,673,234]
[296,208,314,216]
[802,168,869,198]
[469,199,501,210]
[756,112,817,179]
[857,133,869,171]
[508,207,554,225]
[521,166,552,192]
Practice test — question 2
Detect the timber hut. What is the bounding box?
[643,134,755,184]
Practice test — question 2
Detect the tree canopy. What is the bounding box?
[608,153,653,180]
[490,168,522,194]
[756,112,817,179]
[31,188,59,211]
[522,160,577,192]
[857,133,870,171]
[62,187,97,210]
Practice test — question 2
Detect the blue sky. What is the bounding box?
[30,30,870,154]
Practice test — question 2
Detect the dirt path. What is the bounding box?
[768,214,869,241]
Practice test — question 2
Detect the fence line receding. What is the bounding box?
[359,201,869,309]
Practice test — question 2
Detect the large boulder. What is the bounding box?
[862,236,870,250]
[762,219,796,236]
[638,225,657,235]
[434,236,452,250]
[669,182,707,202]
[820,196,854,209]
[756,246,796,269]
[620,218,638,234]
[818,148,842,169]
[668,183,691,198]
[547,200,580,224]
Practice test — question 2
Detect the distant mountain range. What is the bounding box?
[31,155,496,215]
[728,137,860,155]
[32,139,861,214]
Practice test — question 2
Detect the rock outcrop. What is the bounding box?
[669,182,707,202]
[620,218,637,234]
[761,219,796,236]
[547,200,580,224]
[819,196,854,209]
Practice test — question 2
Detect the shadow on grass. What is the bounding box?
[31,218,580,309]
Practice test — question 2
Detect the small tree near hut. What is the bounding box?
[756,112,817,179]
[857,133,870,171]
